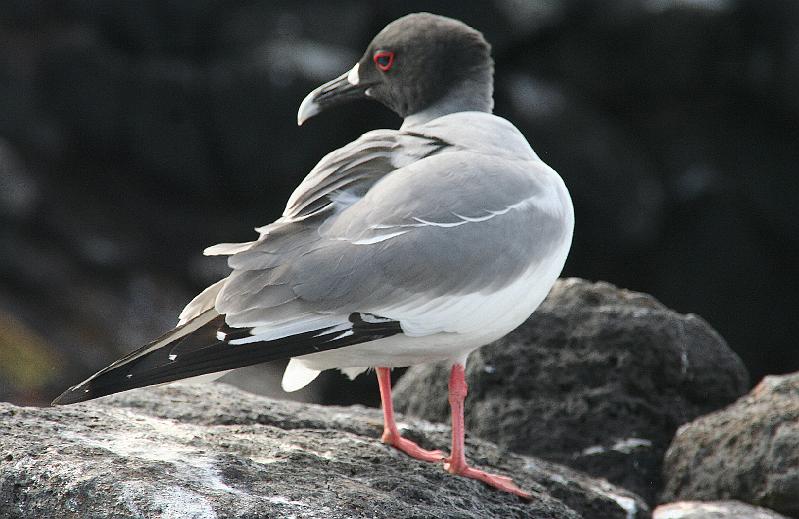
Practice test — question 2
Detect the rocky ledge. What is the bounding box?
[661,372,799,517]
[0,383,648,519]
[394,278,749,503]
[652,500,791,519]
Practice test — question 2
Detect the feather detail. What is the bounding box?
[52,312,403,405]
[204,241,257,256]
[281,359,321,392]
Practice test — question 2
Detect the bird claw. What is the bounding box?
[382,432,446,462]
[445,460,532,500]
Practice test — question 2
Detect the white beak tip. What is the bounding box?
[296,63,360,126]
[297,94,320,126]
[347,63,360,86]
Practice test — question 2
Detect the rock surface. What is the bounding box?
[661,373,799,517]
[653,501,790,519]
[394,278,749,503]
[0,383,649,519]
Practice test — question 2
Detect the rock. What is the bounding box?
[661,373,799,517]
[394,278,749,504]
[653,500,790,519]
[0,383,650,519]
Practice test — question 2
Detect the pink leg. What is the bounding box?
[376,367,445,462]
[444,364,532,499]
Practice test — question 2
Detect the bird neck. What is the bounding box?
[401,78,494,129]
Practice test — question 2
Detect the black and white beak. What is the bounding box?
[297,64,373,125]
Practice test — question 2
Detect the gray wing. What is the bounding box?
[201,128,447,255]
[211,147,568,337]
[282,129,449,221]
[190,127,454,331]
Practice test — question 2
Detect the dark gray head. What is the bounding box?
[298,13,494,125]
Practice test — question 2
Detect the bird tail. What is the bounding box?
[51,310,402,405]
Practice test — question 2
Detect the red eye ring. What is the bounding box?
[373,51,395,72]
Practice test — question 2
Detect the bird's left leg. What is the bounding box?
[376,367,445,462]
[444,363,532,499]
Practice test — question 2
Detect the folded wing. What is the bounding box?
[52,311,402,404]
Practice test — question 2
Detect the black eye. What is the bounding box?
[373,51,395,72]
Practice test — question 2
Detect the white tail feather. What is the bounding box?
[203,241,256,256]
[281,359,321,392]
[339,366,368,380]
[178,279,226,325]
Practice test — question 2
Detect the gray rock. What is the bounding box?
[653,500,790,519]
[0,383,650,519]
[394,278,749,504]
[661,373,799,517]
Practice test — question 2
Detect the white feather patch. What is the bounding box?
[178,279,226,325]
[347,63,359,85]
[349,230,409,245]
[203,242,256,256]
[339,366,368,380]
[226,316,349,345]
[281,359,321,392]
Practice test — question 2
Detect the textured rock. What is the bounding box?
[653,501,790,519]
[661,373,799,517]
[0,383,650,519]
[394,278,749,503]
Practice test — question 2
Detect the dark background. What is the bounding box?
[1,0,797,407]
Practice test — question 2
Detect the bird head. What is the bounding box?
[297,13,494,126]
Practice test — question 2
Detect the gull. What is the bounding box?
[53,13,574,499]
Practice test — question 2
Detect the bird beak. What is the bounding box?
[297,63,371,126]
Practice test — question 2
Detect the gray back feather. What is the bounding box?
[206,113,570,331]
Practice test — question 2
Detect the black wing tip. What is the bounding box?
[51,385,92,406]
[50,312,404,406]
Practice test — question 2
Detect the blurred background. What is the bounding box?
[1,0,797,407]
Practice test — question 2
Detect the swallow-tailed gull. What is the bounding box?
[53,12,574,499]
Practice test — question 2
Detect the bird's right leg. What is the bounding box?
[444,363,531,499]
[376,367,445,462]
